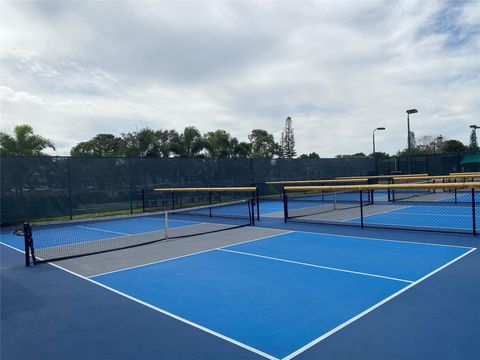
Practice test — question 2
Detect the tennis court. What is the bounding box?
[89,232,473,359]
[2,182,480,360]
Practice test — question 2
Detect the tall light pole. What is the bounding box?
[373,127,386,175]
[406,109,418,174]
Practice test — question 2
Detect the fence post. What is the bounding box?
[283,188,288,222]
[67,157,73,220]
[255,187,260,220]
[249,159,254,187]
[141,189,145,213]
[472,188,476,236]
[128,158,133,214]
[251,200,255,225]
[209,191,212,217]
[360,190,364,228]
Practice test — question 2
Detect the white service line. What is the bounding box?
[216,248,413,284]
[0,241,277,359]
[89,230,294,278]
[252,226,476,250]
[282,247,477,360]
[51,259,277,360]
[386,212,473,217]
[1,238,477,360]
[76,225,130,235]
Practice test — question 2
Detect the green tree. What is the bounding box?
[232,141,252,158]
[368,152,389,158]
[442,140,466,153]
[203,130,253,158]
[170,126,208,157]
[118,128,178,157]
[299,152,320,159]
[469,129,479,152]
[335,153,367,158]
[71,134,121,156]
[204,130,234,158]
[281,116,296,159]
[396,131,428,155]
[0,124,55,155]
[248,129,280,158]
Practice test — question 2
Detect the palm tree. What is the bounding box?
[0,124,55,155]
[170,126,208,157]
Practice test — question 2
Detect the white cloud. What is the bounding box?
[0,86,45,105]
[0,0,478,156]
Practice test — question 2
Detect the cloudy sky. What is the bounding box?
[0,0,479,156]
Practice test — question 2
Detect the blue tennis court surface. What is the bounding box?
[91,231,474,359]
[349,205,476,231]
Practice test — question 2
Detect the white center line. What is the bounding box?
[76,225,130,235]
[217,248,414,284]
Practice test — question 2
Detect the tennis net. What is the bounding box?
[143,186,260,220]
[23,200,253,266]
[390,176,480,203]
[283,182,480,235]
[284,188,373,221]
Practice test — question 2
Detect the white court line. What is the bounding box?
[139,217,202,224]
[77,225,130,235]
[79,222,205,236]
[89,230,294,278]
[1,239,476,360]
[360,222,474,232]
[282,247,476,360]
[48,256,276,359]
[253,226,476,250]
[0,241,276,359]
[217,248,413,283]
[344,204,414,223]
[380,212,473,217]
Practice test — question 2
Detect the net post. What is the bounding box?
[250,200,255,225]
[283,188,288,222]
[209,191,212,217]
[164,211,169,241]
[129,188,133,215]
[472,188,476,236]
[255,187,260,221]
[24,223,31,267]
[142,189,145,213]
[360,190,364,228]
[171,191,175,210]
[387,178,392,201]
[23,223,36,266]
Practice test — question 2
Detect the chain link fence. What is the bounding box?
[1,153,477,224]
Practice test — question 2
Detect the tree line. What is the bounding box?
[335,130,477,158]
[0,118,296,158]
[0,121,477,158]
